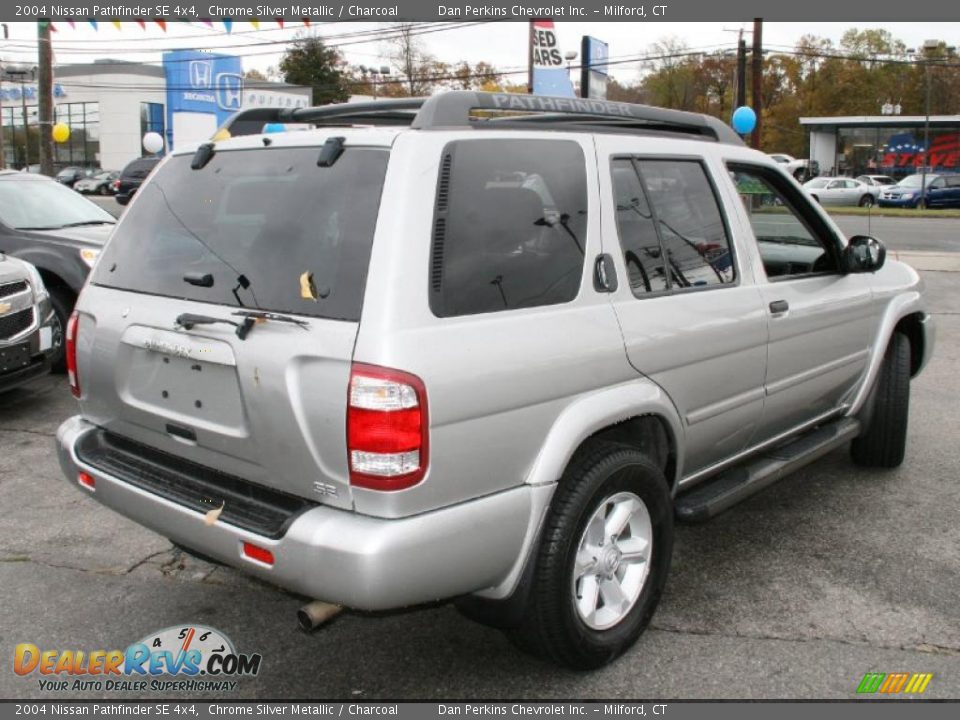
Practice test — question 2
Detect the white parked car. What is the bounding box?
[769,153,819,182]
[856,175,897,195]
[803,176,878,207]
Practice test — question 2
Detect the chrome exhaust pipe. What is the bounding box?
[297,600,342,632]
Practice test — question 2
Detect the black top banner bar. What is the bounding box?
[7,1,960,22]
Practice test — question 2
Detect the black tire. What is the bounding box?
[859,195,876,208]
[506,441,673,670]
[851,333,911,468]
[46,286,74,374]
[99,184,110,196]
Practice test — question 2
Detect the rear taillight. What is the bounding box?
[66,311,80,398]
[347,363,428,491]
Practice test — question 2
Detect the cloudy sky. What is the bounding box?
[1,21,955,83]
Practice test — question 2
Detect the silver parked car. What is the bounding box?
[804,176,878,206]
[56,92,934,670]
[0,254,57,392]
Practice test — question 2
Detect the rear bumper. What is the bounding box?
[56,415,540,610]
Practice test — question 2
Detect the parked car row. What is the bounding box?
[801,172,960,209]
[41,158,163,203]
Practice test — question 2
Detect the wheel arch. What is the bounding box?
[895,312,926,377]
[847,291,930,416]
[524,379,684,494]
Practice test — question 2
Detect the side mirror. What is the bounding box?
[844,235,886,273]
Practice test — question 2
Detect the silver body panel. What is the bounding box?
[57,125,934,609]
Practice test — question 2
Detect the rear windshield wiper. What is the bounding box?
[176,313,255,340]
[176,310,308,341]
[59,220,116,227]
[232,310,309,330]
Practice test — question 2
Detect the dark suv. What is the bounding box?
[115,157,161,206]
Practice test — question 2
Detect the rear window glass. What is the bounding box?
[429,139,588,317]
[122,159,158,179]
[93,147,388,322]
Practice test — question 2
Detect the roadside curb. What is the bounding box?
[892,251,960,272]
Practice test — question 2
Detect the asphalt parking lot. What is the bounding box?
[1,233,958,700]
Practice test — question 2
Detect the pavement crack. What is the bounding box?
[649,622,960,656]
[0,427,56,437]
[124,548,174,575]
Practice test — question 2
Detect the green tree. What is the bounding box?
[279,33,351,105]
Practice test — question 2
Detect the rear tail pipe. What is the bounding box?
[297,600,343,633]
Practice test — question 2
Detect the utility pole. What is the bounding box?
[527,20,535,94]
[751,18,763,149]
[736,30,747,109]
[37,20,53,176]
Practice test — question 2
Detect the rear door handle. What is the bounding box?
[769,300,790,315]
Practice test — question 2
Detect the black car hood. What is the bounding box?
[23,224,114,248]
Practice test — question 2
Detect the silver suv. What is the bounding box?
[56,92,934,669]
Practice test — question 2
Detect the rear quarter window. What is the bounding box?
[429,139,588,318]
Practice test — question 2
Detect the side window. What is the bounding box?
[729,164,840,279]
[948,177,960,188]
[610,159,735,295]
[429,139,588,318]
[611,160,669,294]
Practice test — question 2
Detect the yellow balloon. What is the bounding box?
[52,123,70,143]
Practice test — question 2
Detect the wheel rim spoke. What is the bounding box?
[574,546,597,579]
[604,498,636,539]
[599,577,629,612]
[577,573,600,621]
[585,513,605,547]
[617,536,649,564]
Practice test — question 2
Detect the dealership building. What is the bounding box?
[801,114,960,179]
[0,52,310,172]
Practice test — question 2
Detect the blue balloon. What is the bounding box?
[263,123,286,134]
[731,106,757,135]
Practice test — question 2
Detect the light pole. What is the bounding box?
[359,64,391,100]
[564,50,577,94]
[913,39,955,205]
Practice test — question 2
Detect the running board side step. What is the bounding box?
[675,417,861,523]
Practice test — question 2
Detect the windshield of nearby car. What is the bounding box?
[0,177,116,230]
[898,175,932,188]
[805,178,830,188]
[875,176,895,184]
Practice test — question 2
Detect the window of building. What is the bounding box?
[140,102,165,157]
[53,102,100,169]
[610,158,734,296]
[429,139,588,318]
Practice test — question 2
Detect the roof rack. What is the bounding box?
[219,91,743,145]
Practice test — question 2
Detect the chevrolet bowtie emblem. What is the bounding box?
[0,302,11,315]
